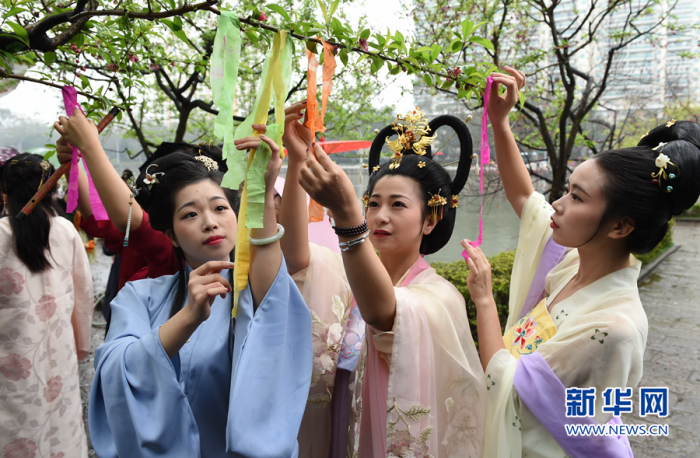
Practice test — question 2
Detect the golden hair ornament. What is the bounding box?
[451,195,459,208]
[427,193,447,222]
[385,107,437,156]
[651,151,680,193]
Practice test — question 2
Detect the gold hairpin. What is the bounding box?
[666,119,676,128]
[194,155,219,172]
[385,107,437,156]
[428,193,447,221]
[451,195,459,208]
[361,193,370,208]
[389,152,403,170]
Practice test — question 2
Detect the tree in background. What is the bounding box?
[1,0,494,158]
[413,0,683,202]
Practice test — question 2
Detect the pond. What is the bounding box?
[281,164,523,264]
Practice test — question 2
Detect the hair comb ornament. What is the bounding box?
[389,152,403,170]
[142,164,165,190]
[194,155,219,172]
[428,193,447,222]
[37,160,51,190]
[385,108,437,158]
[651,152,680,193]
[361,193,370,208]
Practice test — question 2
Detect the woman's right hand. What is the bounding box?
[487,66,526,126]
[282,99,311,163]
[183,261,234,325]
[461,240,495,308]
[53,109,99,154]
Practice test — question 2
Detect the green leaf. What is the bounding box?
[4,7,28,17]
[394,30,404,45]
[339,48,348,66]
[44,51,56,66]
[430,44,442,62]
[461,19,474,39]
[306,40,318,54]
[5,21,29,46]
[72,33,84,48]
[245,29,259,45]
[267,4,291,22]
[43,149,56,161]
[359,28,370,40]
[317,0,329,24]
[329,0,340,18]
[468,36,494,51]
[422,73,433,87]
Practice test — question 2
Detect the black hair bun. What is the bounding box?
[638,121,700,216]
[135,152,216,211]
[368,114,473,195]
[139,142,227,174]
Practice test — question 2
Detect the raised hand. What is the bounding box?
[184,261,234,325]
[53,109,99,154]
[56,137,74,165]
[233,134,283,193]
[282,99,312,162]
[461,240,494,307]
[298,142,361,226]
[487,66,526,126]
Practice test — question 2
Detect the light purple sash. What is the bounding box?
[514,353,634,458]
[518,237,567,320]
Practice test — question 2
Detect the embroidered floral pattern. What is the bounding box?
[512,315,537,350]
[35,295,57,322]
[0,354,32,381]
[308,294,351,407]
[3,438,38,458]
[43,375,63,402]
[386,398,434,457]
[0,268,25,295]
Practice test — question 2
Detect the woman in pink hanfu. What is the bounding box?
[0,154,93,458]
[276,101,486,457]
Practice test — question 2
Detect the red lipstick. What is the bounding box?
[373,230,391,238]
[204,235,225,245]
[550,218,559,229]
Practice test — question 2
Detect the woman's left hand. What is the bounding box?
[298,143,362,224]
[233,134,283,193]
[461,240,495,308]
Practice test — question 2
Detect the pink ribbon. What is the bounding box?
[62,86,109,220]
[462,76,493,262]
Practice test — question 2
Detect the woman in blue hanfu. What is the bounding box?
[464,67,700,457]
[62,116,313,458]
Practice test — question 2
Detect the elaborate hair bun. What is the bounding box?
[368,113,473,195]
[139,142,227,174]
[134,152,213,211]
[638,120,700,216]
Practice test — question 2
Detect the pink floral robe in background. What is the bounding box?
[294,243,486,457]
[0,216,93,458]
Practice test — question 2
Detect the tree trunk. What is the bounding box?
[175,105,191,143]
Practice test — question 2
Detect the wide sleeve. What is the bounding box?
[379,277,486,457]
[227,255,313,458]
[80,213,124,253]
[127,210,180,278]
[88,280,201,458]
[507,192,556,329]
[70,224,94,361]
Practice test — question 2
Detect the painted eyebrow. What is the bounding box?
[571,183,590,197]
[177,195,227,214]
[369,193,413,201]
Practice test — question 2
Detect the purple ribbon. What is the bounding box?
[514,352,634,458]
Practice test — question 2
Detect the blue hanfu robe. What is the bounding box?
[88,260,312,458]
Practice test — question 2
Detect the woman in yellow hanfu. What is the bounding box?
[276,102,486,458]
[463,67,700,458]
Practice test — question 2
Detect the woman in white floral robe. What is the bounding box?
[0,154,93,458]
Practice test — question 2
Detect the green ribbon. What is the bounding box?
[210,12,242,183]
[228,33,293,228]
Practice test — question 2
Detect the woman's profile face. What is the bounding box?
[550,159,608,248]
[169,180,237,269]
[366,175,433,257]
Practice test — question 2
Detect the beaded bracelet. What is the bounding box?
[333,220,368,237]
[250,223,285,245]
[338,231,370,252]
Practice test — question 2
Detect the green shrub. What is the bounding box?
[634,219,675,266]
[680,203,700,218]
[432,250,515,347]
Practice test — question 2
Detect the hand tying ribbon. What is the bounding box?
[62,86,109,221]
[462,76,493,261]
